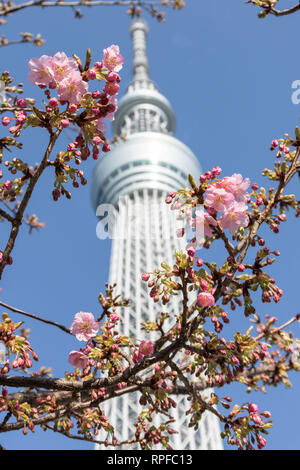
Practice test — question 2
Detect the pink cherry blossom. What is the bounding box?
[28,55,54,86]
[231,174,250,202]
[205,186,235,212]
[194,209,217,238]
[220,202,249,235]
[4,180,12,189]
[139,341,154,356]
[97,118,106,134]
[197,291,215,307]
[133,341,154,363]
[219,174,250,203]
[102,45,124,72]
[58,70,88,105]
[104,81,120,96]
[106,95,118,121]
[133,349,144,363]
[211,166,222,176]
[68,350,89,369]
[49,52,77,83]
[217,176,236,194]
[70,311,99,341]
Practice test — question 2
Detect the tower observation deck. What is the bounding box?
[91,19,223,450]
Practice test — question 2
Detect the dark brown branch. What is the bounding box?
[169,360,226,423]
[0,300,71,335]
[0,208,14,223]
[44,424,142,447]
[267,3,300,17]
[255,313,300,341]
[235,146,300,262]
[0,0,164,17]
[0,107,31,113]
[0,127,62,279]
[246,0,300,17]
[0,339,181,392]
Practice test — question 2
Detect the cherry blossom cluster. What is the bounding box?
[167,169,252,250]
[0,46,123,202]
[68,312,99,369]
[66,285,130,374]
[0,313,39,375]
[133,341,154,363]
[220,402,271,450]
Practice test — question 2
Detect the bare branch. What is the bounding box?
[246,1,300,18]
[0,207,14,223]
[0,127,62,279]
[255,312,300,341]
[44,424,142,447]
[0,300,71,334]
[0,0,169,17]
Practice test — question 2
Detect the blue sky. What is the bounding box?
[0,0,300,450]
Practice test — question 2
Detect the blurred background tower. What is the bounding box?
[91,19,223,450]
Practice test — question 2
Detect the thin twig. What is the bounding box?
[44,424,142,447]
[0,300,71,334]
[0,207,14,223]
[0,127,62,279]
[0,0,163,16]
[169,359,226,423]
[246,0,300,17]
[255,313,300,341]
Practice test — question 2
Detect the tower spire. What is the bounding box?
[130,19,151,85]
[113,19,176,136]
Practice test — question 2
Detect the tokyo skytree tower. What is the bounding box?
[91,19,223,450]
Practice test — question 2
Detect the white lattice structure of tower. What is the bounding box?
[91,19,223,450]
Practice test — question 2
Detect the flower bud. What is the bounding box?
[60,119,69,128]
[2,117,11,126]
[248,403,258,413]
[88,69,97,80]
[102,143,110,153]
[49,97,58,108]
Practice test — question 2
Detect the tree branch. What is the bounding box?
[0,127,62,279]
[44,424,142,447]
[0,300,71,334]
[0,207,14,224]
[0,0,165,17]
[246,1,300,17]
